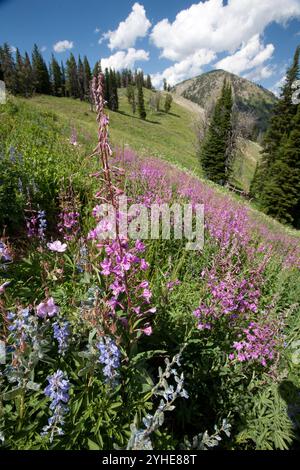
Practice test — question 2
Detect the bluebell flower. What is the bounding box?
[97,336,121,386]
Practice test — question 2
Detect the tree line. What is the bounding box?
[198,45,300,229]
[0,43,153,113]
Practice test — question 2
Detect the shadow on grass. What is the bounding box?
[117,110,161,125]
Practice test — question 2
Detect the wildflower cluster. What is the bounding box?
[229,321,279,366]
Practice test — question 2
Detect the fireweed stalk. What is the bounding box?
[88,73,155,341]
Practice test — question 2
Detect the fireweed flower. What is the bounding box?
[42,370,70,442]
[47,240,67,253]
[53,321,70,355]
[36,297,59,319]
[97,336,121,386]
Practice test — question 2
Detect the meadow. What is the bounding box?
[0,84,300,450]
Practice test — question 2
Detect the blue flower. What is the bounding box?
[42,370,70,442]
[97,336,121,385]
[53,321,70,355]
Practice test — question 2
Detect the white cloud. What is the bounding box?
[101,48,149,70]
[151,0,300,61]
[215,34,275,75]
[10,45,16,53]
[94,27,100,34]
[41,46,47,52]
[53,40,74,53]
[102,2,151,50]
[151,49,216,88]
[270,75,286,96]
[243,65,274,82]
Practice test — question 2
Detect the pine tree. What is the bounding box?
[108,69,118,111]
[251,46,300,197]
[23,52,34,97]
[83,56,92,101]
[0,43,17,94]
[126,85,136,114]
[93,60,102,78]
[146,74,152,89]
[15,48,25,95]
[77,56,84,101]
[163,78,167,91]
[258,104,300,226]
[32,44,51,94]
[66,53,79,98]
[61,62,66,96]
[199,80,233,185]
[138,84,146,120]
[50,55,62,96]
[164,93,173,113]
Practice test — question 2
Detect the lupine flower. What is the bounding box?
[53,321,70,355]
[47,240,67,253]
[36,298,59,319]
[97,336,121,386]
[42,370,70,442]
[0,241,12,263]
[37,210,47,240]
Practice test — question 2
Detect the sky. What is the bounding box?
[1,0,300,93]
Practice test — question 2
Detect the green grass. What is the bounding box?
[23,89,200,173]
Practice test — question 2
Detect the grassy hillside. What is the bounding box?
[23,88,199,173]
[21,89,262,192]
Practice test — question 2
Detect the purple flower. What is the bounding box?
[47,240,67,253]
[53,321,70,354]
[36,297,59,319]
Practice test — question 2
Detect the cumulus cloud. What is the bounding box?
[151,49,216,89]
[53,40,74,53]
[102,2,151,50]
[151,0,300,61]
[101,48,149,70]
[215,34,275,76]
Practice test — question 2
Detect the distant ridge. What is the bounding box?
[173,69,277,135]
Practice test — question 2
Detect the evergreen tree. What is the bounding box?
[23,52,34,97]
[164,93,173,113]
[137,84,146,120]
[146,74,152,89]
[258,105,300,226]
[126,85,136,114]
[66,53,79,98]
[93,60,102,77]
[61,62,66,97]
[77,56,84,101]
[32,44,51,94]
[50,55,62,96]
[83,56,92,101]
[163,78,167,91]
[104,68,110,105]
[0,43,17,94]
[15,48,25,95]
[199,81,234,185]
[251,46,300,196]
[108,69,118,111]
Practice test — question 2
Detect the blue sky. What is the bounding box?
[1,0,300,92]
